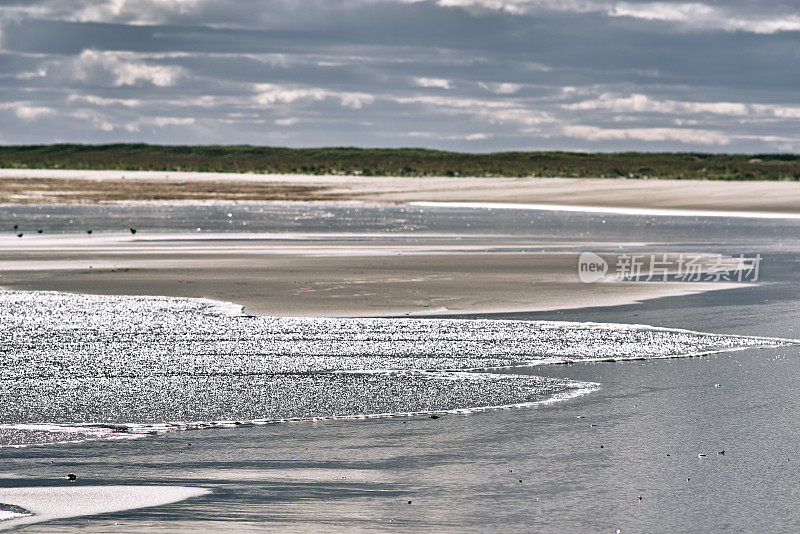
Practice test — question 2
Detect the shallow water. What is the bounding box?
[1,200,796,244]
[2,202,800,532]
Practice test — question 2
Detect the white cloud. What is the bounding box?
[17,106,55,119]
[70,109,115,131]
[565,93,748,115]
[254,85,327,106]
[122,115,196,131]
[15,106,54,119]
[609,2,800,34]
[562,124,730,145]
[70,50,184,87]
[419,0,800,34]
[753,105,800,120]
[70,0,204,25]
[464,132,491,140]
[393,94,554,127]
[254,83,374,110]
[609,2,712,23]
[415,77,452,89]
[275,117,299,126]
[398,131,434,138]
[339,92,375,109]
[565,93,800,120]
[0,102,56,119]
[16,68,48,80]
[479,82,521,95]
[8,0,800,36]
[68,94,143,107]
[433,0,601,16]
[397,130,492,141]
[150,116,195,127]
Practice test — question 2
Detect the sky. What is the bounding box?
[0,0,799,152]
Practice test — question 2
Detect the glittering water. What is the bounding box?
[0,290,790,447]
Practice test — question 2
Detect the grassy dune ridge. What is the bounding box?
[1,144,799,180]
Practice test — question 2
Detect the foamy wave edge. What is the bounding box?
[0,378,600,448]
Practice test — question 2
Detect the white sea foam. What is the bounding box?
[0,290,792,446]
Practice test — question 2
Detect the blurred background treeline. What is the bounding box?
[1,144,799,180]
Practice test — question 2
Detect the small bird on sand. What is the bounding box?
[67,473,77,482]
[130,228,137,234]
[13,224,18,230]
[717,450,725,455]
[87,229,93,234]
[16,233,22,238]
[37,229,43,233]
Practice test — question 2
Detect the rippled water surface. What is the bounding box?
[0,290,789,447]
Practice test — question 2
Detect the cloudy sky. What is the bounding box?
[0,0,798,152]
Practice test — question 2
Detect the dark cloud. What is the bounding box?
[0,0,798,151]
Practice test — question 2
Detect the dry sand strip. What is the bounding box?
[0,486,209,531]
[2,169,800,213]
[0,234,742,316]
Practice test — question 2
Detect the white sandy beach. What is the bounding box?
[0,486,209,530]
[3,169,800,214]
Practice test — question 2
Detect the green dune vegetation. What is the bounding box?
[1,144,799,180]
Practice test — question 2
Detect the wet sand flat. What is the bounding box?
[0,233,735,316]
